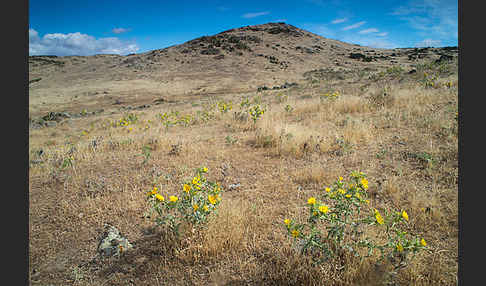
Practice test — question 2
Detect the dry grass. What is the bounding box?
[29,61,458,285]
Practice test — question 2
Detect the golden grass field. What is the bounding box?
[28,53,458,285]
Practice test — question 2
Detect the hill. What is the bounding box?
[29,22,457,117]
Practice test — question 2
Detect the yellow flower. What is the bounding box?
[319,205,329,214]
[291,229,300,238]
[421,238,427,247]
[338,188,346,195]
[155,194,164,202]
[202,167,208,172]
[339,176,343,181]
[396,243,404,252]
[193,204,199,211]
[169,195,178,202]
[345,194,351,198]
[208,195,217,205]
[402,210,409,221]
[192,176,200,185]
[374,209,384,225]
[365,200,370,204]
[355,193,361,199]
[203,205,209,212]
[183,184,191,193]
[148,187,158,196]
[325,187,331,193]
[361,178,369,190]
[307,197,316,205]
[284,219,291,225]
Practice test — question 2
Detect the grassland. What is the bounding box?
[29,58,458,285]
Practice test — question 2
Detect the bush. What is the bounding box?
[284,171,427,270]
[146,167,223,236]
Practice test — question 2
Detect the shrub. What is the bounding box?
[146,167,223,236]
[284,171,427,271]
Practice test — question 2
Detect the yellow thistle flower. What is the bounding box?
[361,178,369,190]
[307,197,316,205]
[319,205,329,214]
[183,184,191,193]
[147,187,158,196]
[284,219,291,225]
[155,194,164,202]
[169,195,178,202]
[291,229,300,238]
[402,210,409,221]
[208,195,217,205]
[396,243,404,252]
[374,209,384,225]
[421,238,427,247]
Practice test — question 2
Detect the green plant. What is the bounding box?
[320,91,340,102]
[284,171,427,270]
[146,167,223,236]
[218,100,233,114]
[225,135,238,145]
[248,104,265,123]
[284,104,293,113]
[139,145,152,164]
[60,155,75,170]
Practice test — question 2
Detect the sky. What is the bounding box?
[29,0,458,56]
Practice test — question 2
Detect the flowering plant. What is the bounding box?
[146,167,223,236]
[284,171,427,269]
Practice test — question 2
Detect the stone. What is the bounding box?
[97,224,133,257]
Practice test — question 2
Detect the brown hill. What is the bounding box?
[28,22,457,117]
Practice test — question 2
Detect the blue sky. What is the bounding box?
[29,0,458,56]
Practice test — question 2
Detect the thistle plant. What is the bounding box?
[240,97,251,108]
[248,104,265,123]
[139,145,152,164]
[284,171,427,269]
[146,167,223,236]
[218,100,233,114]
[61,155,75,170]
[284,104,293,113]
[320,91,340,102]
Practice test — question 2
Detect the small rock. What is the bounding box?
[97,224,133,257]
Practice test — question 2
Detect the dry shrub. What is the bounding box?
[334,95,370,114]
[291,164,341,187]
[177,198,253,264]
[340,119,374,146]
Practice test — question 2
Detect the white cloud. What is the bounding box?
[331,18,348,24]
[359,28,379,34]
[242,11,270,18]
[29,28,139,56]
[377,32,388,37]
[415,38,441,47]
[342,21,366,31]
[112,27,131,34]
[391,0,457,42]
[301,23,336,39]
